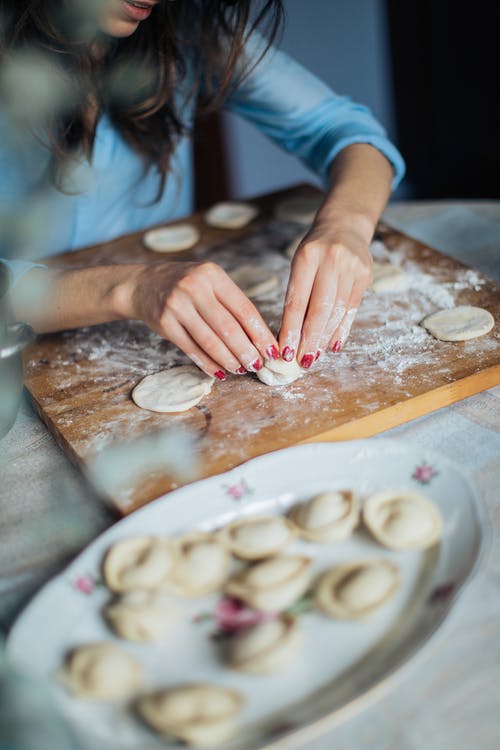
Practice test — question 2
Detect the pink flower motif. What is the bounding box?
[412,463,438,484]
[214,596,273,634]
[74,574,95,595]
[225,479,252,500]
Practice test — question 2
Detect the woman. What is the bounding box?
[1,0,405,379]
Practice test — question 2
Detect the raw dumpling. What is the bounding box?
[218,516,296,560]
[363,490,443,550]
[290,490,359,542]
[315,559,400,619]
[104,590,178,642]
[60,642,142,700]
[170,533,231,596]
[224,555,311,612]
[103,536,176,593]
[137,683,244,747]
[256,357,303,386]
[228,616,300,673]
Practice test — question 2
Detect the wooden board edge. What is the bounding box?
[297,364,500,443]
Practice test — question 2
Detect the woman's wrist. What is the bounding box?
[109,264,146,321]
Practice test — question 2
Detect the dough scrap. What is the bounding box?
[371,262,409,292]
[257,358,303,386]
[275,195,323,225]
[132,366,214,413]
[228,264,279,298]
[422,305,494,341]
[143,224,200,253]
[204,202,258,229]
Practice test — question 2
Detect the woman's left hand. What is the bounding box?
[278,219,374,367]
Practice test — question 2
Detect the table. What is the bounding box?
[1,201,499,750]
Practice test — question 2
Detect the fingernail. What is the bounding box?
[315,349,321,361]
[300,353,314,369]
[236,365,247,374]
[282,346,295,362]
[266,345,280,360]
[214,370,226,381]
[332,340,342,353]
[251,358,263,372]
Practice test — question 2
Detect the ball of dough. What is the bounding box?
[60,642,142,700]
[204,202,258,229]
[143,224,200,252]
[370,262,409,292]
[228,264,279,298]
[422,305,495,341]
[132,365,214,413]
[257,358,303,386]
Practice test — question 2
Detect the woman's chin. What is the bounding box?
[98,15,140,38]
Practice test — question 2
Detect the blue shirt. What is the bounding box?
[1,36,405,285]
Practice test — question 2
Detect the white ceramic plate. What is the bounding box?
[7,439,488,750]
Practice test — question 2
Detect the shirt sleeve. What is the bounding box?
[0,258,47,288]
[224,35,406,189]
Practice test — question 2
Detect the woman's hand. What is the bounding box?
[120,260,280,379]
[278,219,373,366]
[278,143,395,367]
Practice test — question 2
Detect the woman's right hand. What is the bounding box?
[118,260,280,380]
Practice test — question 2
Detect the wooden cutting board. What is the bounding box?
[23,185,500,514]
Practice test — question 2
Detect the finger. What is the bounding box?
[328,283,364,352]
[176,262,277,370]
[162,313,233,380]
[318,272,353,356]
[295,263,339,368]
[278,248,318,362]
[214,276,280,364]
[161,300,246,375]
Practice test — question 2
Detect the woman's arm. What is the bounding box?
[12,261,281,379]
[279,143,393,364]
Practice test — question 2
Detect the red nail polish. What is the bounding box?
[214,370,226,381]
[282,346,295,362]
[332,340,342,353]
[315,350,321,361]
[236,365,247,374]
[251,359,263,371]
[266,345,280,360]
[300,354,314,369]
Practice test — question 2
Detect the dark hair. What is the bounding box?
[0,0,284,193]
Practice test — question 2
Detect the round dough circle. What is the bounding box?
[257,358,303,386]
[228,265,279,298]
[132,366,214,413]
[204,202,258,229]
[275,195,323,225]
[143,224,200,253]
[371,262,408,292]
[422,306,494,341]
